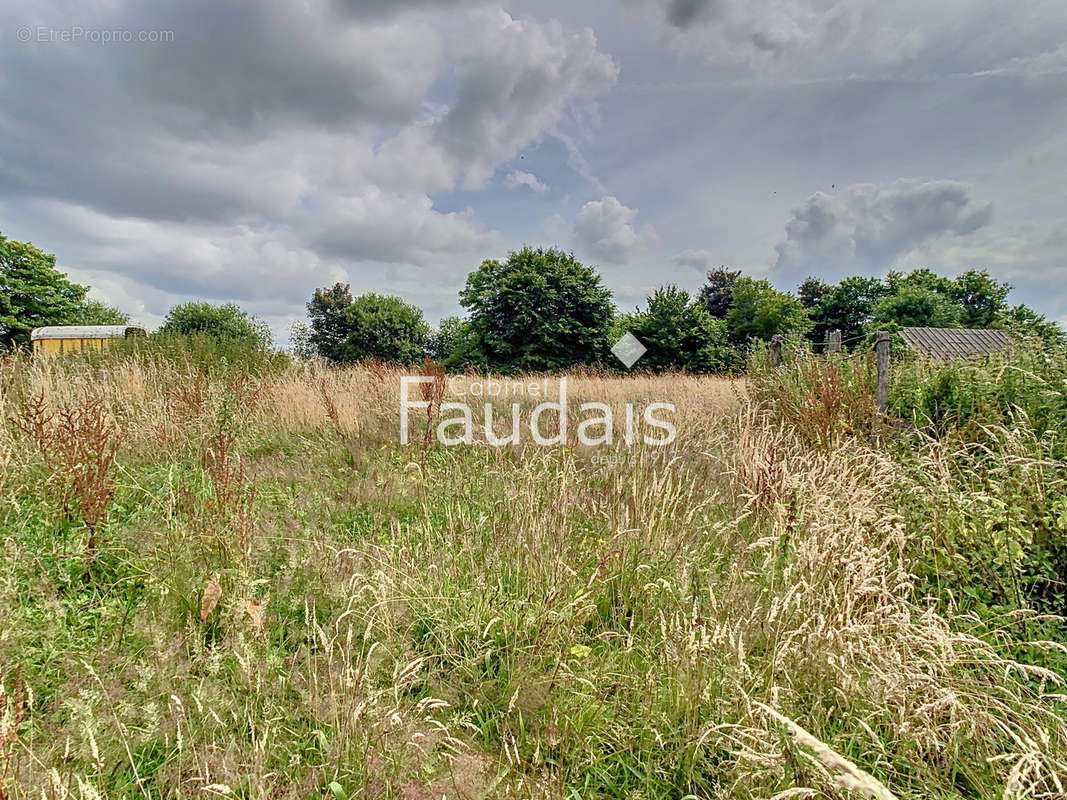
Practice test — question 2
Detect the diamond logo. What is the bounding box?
[611,331,647,369]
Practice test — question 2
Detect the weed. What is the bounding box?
[10,389,119,551]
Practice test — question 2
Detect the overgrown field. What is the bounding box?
[2,349,1067,799]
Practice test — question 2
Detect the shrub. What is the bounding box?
[888,341,1067,453]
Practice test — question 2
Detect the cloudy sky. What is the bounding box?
[4,0,1067,342]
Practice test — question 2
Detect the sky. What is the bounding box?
[3,0,1066,344]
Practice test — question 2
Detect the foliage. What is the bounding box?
[725,277,812,343]
[806,276,887,346]
[0,234,88,348]
[424,315,467,363]
[868,286,965,330]
[158,301,272,350]
[951,268,1011,327]
[748,337,879,447]
[3,353,1066,799]
[626,285,738,372]
[114,328,291,374]
[334,293,429,365]
[68,300,131,326]
[888,340,1067,450]
[459,247,613,372]
[696,266,741,318]
[797,275,830,309]
[306,282,354,362]
[306,286,430,365]
[994,303,1066,347]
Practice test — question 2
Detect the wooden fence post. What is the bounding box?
[770,334,783,366]
[875,331,890,414]
[828,329,842,353]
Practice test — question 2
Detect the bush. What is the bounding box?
[888,341,1067,453]
[748,336,879,447]
[158,302,272,350]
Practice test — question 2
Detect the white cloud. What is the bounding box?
[505,170,549,192]
[573,196,657,263]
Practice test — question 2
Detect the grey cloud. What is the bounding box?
[774,179,994,276]
[671,249,715,270]
[330,0,484,19]
[432,11,617,188]
[664,0,723,29]
[1,1,614,318]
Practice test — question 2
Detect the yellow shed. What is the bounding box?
[30,325,147,356]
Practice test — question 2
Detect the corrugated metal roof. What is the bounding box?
[30,325,146,340]
[898,327,1011,360]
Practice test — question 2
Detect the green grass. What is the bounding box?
[2,352,1067,799]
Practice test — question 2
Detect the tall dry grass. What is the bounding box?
[1,351,1065,799]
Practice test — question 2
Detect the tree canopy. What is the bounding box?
[335,293,428,365]
[305,285,428,364]
[725,277,812,343]
[457,247,614,372]
[626,285,736,372]
[1,234,89,347]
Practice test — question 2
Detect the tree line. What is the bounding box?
[298,248,1062,372]
[3,231,1062,371]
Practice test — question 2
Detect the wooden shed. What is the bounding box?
[30,325,147,356]
[898,326,1011,361]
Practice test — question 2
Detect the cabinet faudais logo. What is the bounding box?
[400,376,675,447]
[611,331,647,369]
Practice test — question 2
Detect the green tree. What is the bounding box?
[334,293,428,365]
[459,247,613,372]
[869,287,964,331]
[0,234,88,347]
[809,276,887,346]
[994,304,1065,346]
[797,276,830,309]
[306,282,354,362]
[159,302,272,349]
[697,266,742,318]
[628,285,736,372]
[886,267,957,296]
[951,269,1011,327]
[725,277,812,343]
[70,300,130,326]
[425,315,468,362]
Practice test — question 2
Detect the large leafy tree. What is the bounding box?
[627,285,736,372]
[951,269,1011,327]
[334,293,428,365]
[697,266,742,318]
[797,276,830,309]
[459,247,613,372]
[0,234,88,347]
[306,282,354,362]
[808,276,888,346]
[725,277,812,343]
[869,287,965,331]
[159,302,272,349]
